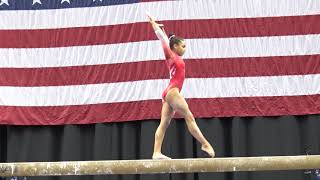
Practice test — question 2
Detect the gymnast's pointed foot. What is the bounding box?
[152,153,171,160]
[201,144,215,158]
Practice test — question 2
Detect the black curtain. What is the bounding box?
[1,115,320,180]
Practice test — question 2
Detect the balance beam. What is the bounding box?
[1,155,320,176]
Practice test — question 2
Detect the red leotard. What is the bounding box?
[161,43,185,101]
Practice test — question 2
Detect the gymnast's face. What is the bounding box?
[173,40,186,56]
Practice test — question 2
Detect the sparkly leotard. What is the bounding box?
[155,30,185,101]
[161,43,185,100]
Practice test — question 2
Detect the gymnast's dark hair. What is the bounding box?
[168,33,184,50]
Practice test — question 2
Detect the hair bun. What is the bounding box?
[168,33,175,40]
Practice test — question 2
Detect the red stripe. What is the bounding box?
[0,15,319,48]
[0,94,319,125]
[0,55,319,86]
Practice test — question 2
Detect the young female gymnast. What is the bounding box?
[147,13,215,159]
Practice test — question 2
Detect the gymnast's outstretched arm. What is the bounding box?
[147,13,173,60]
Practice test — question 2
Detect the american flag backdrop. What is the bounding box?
[0,0,319,125]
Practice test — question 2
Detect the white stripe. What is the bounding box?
[0,34,320,68]
[0,74,319,106]
[0,0,319,29]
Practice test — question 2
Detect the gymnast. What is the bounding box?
[147,13,215,159]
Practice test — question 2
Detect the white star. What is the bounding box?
[61,0,70,4]
[32,0,42,5]
[0,0,9,6]
[93,0,103,2]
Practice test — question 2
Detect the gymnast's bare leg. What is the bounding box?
[166,88,215,157]
[152,101,175,159]
[152,88,215,159]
